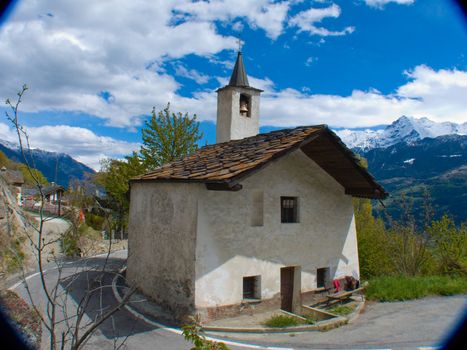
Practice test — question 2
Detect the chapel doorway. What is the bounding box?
[280,266,301,312]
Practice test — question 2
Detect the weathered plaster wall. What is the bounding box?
[127,182,201,319]
[195,149,359,308]
[216,86,260,143]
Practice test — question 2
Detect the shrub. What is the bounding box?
[61,222,87,257]
[353,198,393,278]
[182,315,229,350]
[385,225,431,277]
[264,314,301,328]
[85,213,105,230]
[365,275,467,302]
[61,228,80,257]
[1,239,25,273]
[428,215,467,275]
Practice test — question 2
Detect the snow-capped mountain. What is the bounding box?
[336,116,467,150]
[0,139,20,150]
[0,140,95,186]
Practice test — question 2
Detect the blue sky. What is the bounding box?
[0,0,465,169]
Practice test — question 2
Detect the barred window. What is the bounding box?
[281,196,298,223]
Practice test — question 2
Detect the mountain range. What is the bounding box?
[337,116,466,225]
[336,116,467,151]
[0,140,95,187]
[364,134,466,225]
[0,115,465,224]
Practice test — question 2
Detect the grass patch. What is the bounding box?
[365,275,467,302]
[328,304,356,316]
[263,314,317,327]
[1,239,25,273]
[264,314,301,328]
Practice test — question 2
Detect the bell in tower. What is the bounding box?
[216,50,263,143]
[239,94,250,117]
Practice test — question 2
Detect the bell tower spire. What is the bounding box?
[216,48,263,143]
[229,52,249,87]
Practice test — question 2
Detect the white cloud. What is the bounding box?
[289,4,355,36]
[364,0,415,9]
[174,0,290,40]
[305,56,316,66]
[1,0,462,169]
[0,122,140,170]
[0,0,356,130]
[232,21,244,32]
[3,64,465,169]
[0,0,239,128]
[0,123,17,143]
[174,64,210,84]
[209,65,467,128]
[396,65,467,123]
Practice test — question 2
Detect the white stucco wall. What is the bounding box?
[195,149,359,308]
[216,86,261,143]
[127,182,202,318]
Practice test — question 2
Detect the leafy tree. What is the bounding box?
[182,315,229,350]
[352,155,392,278]
[17,163,48,185]
[428,215,467,275]
[0,150,13,168]
[354,197,392,278]
[140,103,203,169]
[94,103,202,237]
[93,152,146,237]
[383,193,432,276]
[95,152,145,211]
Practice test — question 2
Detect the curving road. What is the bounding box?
[9,250,467,350]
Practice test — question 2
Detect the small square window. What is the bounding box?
[281,196,298,223]
[317,267,330,288]
[243,275,261,300]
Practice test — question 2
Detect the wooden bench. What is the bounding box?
[327,287,365,305]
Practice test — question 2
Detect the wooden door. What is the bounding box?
[280,267,295,312]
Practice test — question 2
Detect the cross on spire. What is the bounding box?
[236,36,243,52]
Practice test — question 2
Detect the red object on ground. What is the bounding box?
[79,209,85,224]
[333,279,341,292]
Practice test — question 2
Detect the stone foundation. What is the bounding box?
[197,289,329,322]
[197,294,281,322]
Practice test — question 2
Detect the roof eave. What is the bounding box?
[129,125,388,198]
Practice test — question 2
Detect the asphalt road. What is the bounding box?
[9,250,467,350]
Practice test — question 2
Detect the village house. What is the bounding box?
[22,183,66,216]
[43,183,65,204]
[0,166,24,206]
[127,52,387,321]
[43,183,65,216]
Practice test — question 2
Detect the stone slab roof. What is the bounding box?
[43,184,65,196]
[132,125,388,199]
[0,169,24,185]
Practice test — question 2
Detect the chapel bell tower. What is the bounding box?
[216,51,263,143]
